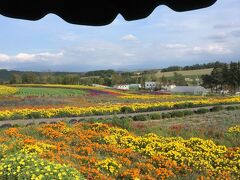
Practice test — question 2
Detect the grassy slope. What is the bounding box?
[155,68,213,77]
[132,109,240,147]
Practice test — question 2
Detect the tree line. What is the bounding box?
[161,61,226,72]
[1,61,240,91]
[8,71,141,86]
[202,61,240,93]
[7,70,188,87]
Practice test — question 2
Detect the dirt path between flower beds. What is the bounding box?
[1,104,240,126]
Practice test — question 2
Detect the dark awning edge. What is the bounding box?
[0,0,218,26]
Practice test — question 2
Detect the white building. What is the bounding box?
[171,86,208,95]
[145,82,156,90]
[114,84,130,90]
[161,84,176,91]
[185,78,193,82]
[92,84,110,88]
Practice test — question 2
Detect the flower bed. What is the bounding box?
[0,122,239,179]
[0,86,18,96]
[1,96,240,120]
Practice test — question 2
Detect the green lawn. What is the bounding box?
[15,87,86,97]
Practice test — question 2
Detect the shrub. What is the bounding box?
[57,111,73,117]
[161,112,171,119]
[210,106,224,112]
[173,102,194,109]
[149,113,161,120]
[195,108,209,114]
[69,119,78,124]
[78,118,85,122]
[87,118,98,123]
[111,117,133,130]
[133,114,149,121]
[12,113,25,120]
[183,110,194,116]
[170,111,184,118]
[147,106,168,111]
[225,106,240,111]
[121,106,133,113]
[0,124,12,129]
[28,112,42,119]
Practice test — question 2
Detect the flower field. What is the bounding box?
[9,84,207,100]
[0,84,240,121]
[0,86,18,96]
[0,122,239,179]
[1,84,240,179]
[1,96,240,120]
[15,87,86,97]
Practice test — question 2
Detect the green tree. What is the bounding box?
[173,72,187,86]
[202,75,214,92]
[211,67,224,92]
[10,74,22,84]
[111,74,123,85]
[229,62,239,93]
[22,73,39,84]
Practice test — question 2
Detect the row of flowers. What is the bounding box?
[118,94,205,100]
[228,125,240,134]
[0,122,239,179]
[1,96,240,120]
[0,86,18,96]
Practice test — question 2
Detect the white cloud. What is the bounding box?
[164,44,187,49]
[123,53,135,57]
[36,52,64,59]
[121,34,137,41]
[188,44,232,55]
[0,54,10,62]
[0,51,64,65]
[15,53,35,61]
[207,44,232,54]
[0,40,236,71]
[14,52,64,62]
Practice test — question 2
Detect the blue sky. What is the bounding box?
[0,0,240,72]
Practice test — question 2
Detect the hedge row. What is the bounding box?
[127,105,240,121]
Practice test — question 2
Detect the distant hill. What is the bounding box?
[156,68,213,78]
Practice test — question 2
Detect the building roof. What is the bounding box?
[171,86,206,93]
[145,82,156,83]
